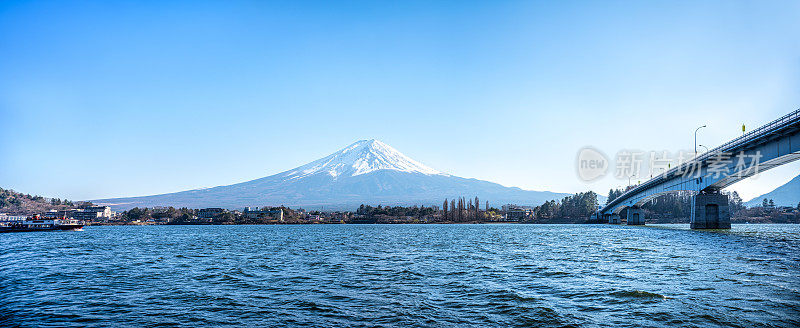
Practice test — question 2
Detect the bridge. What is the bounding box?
[598,109,800,229]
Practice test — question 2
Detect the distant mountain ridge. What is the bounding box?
[745,173,800,207]
[93,139,573,211]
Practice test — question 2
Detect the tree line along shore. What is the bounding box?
[2,187,799,225]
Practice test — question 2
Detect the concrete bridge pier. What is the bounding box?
[690,192,731,229]
[609,214,621,224]
[627,207,644,225]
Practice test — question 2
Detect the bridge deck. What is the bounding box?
[601,108,800,214]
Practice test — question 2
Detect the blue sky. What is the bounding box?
[1,1,799,202]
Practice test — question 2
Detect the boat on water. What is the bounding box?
[0,215,85,233]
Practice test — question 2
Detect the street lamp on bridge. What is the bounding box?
[694,125,707,157]
[628,173,636,189]
[698,144,709,154]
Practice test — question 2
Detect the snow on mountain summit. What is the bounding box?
[283,139,445,180]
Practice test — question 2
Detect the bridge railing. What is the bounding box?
[689,108,800,167]
[601,108,800,213]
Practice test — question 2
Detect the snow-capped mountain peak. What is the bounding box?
[93,138,571,211]
[283,139,445,180]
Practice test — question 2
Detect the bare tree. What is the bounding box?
[443,199,448,222]
[468,199,473,220]
[450,199,456,221]
[475,196,480,219]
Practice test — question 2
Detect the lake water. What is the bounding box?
[1,224,798,327]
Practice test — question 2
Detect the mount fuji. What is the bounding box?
[93,139,571,211]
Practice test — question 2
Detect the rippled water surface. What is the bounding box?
[2,224,799,327]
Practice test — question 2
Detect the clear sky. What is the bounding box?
[1,1,799,202]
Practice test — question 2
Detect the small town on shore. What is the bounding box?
[2,187,799,226]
